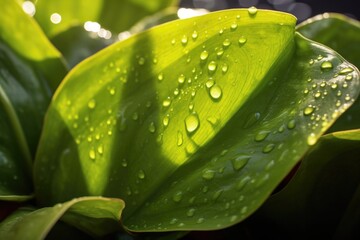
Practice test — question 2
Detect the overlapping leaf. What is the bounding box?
[0,0,67,198]
[34,9,359,232]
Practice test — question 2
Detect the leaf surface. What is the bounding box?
[297,13,360,132]
[34,9,360,231]
[0,196,124,239]
[0,0,67,198]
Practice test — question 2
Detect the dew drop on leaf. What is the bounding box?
[192,30,198,40]
[157,73,164,81]
[187,208,196,217]
[262,143,275,153]
[205,79,215,88]
[303,105,315,116]
[148,122,156,133]
[178,74,185,84]
[121,158,128,167]
[307,133,317,146]
[162,98,171,107]
[185,113,200,133]
[181,35,188,45]
[172,191,183,202]
[209,84,222,100]
[88,99,96,109]
[320,61,333,70]
[231,155,250,171]
[222,39,231,47]
[287,119,296,129]
[208,61,217,72]
[345,75,353,81]
[163,115,170,127]
[177,131,183,146]
[221,63,228,73]
[254,130,270,142]
[89,149,96,160]
[230,23,238,30]
[202,169,215,180]
[248,6,258,15]
[238,36,247,44]
[200,50,209,61]
[138,170,145,179]
[339,67,353,75]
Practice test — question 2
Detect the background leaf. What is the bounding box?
[0,0,67,198]
[0,196,124,239]
[247,130,360,239]
[297,13,360,132]
[34,9,359,232]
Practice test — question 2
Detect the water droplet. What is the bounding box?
[345,94,351,101]
[185,113,200,134]
[163,116,170,127]
[248,6,258,15]
[196,218,205,224]
[238,36,247,44]
[89,149,96,160]
[136,56,146,66]
[121,158,128,167]
[178,74,185,84]
[230,215,238,222]
[345,75,353,81]
[177,131,183,146]
[221,63,228,73]
[157,73,164,81]
[208,61,217,72]
[205,79,215,88]
[231,155,250,171]
[200,50,209,61]
[218,28,224,35]
[212,189,224,201]
[307,133,317,145]
[243,112,261,128]
[254,130,270,142]
[88,99,96,109]
[170,218,178,224]
[303,105,315,116]
[241,206,248,214]
[207,116,219,126]
[202,169,215,180]
[339,67,353,75]
[188,102,194,111]
[314,91,321,99]
[148,122,156,133]
[309,59,314,65]
[209,85,222,100]
[132,112,139,121]
[236,176,251,190]
[217,48,224,56]
[192,30,198,39]
[321,61,333,70]
[97,145,104,154]
[223,39,231,47]
[320,81,326,88]
[331,83,338,89]
[262,143,275,153]
[343,82,348,88]
[265,160,275,170]
[162,98,171,107]
[230,23,238,30]
[287,119,296,129]
[187,208,195,217]
[181,35,188,45]
[138,170,145,179]
[108,87,116,95]
[172,191,183,202]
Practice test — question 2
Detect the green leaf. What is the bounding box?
[34,9,359,231]
[0,196,124,239]
[34,0,179,37]
[0,0,67,197]
[251,130,360,239]
[297,13,360,132]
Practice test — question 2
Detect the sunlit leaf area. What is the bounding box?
[0,0,359,239]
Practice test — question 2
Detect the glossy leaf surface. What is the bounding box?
[252,130,360,239]
[0,196,124,239]
[297,13,360,132]
[0,0,66,198]
[34,9,359,231]
[34,0,179,37]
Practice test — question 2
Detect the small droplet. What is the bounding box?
[97,145,104,154]
[262,143,275,153]
[314,91,321,99]
[238,36,247,44]
[309,59,314,65]
[202,169,215,180]
[162,98,171,107]
[121,159,128,167]
[109,87,116,95]
[209,85,222,100]
[88,99,96,109]
[248,6,258,15]
[207,116,219,126]
[345,94,351,101]
[216,48,224,56]
[132,112,139,121]
[192,30,198,39]
[222,39,231,47]
[339,67,353,75]
[303,106,315,116]
[178,74,185,84]
[89,149,96,160]
[231,155,250,171]
[243,112,261,128]
[170,218,178,224]
[345,75,353,81]
[171,38,176,45]
[236,176,251,190]
[287,119,296,129]
[254,130,270,142]
[321,61,333,70]
[196,218,205,224]
[230,23,238,30]
[331,83,338,89]
[205,79,215,88]
[200,50,209,60]
[265,160,275,170]
[307,133,317,145]
[163,116,170,127]
[187,208,195,217]
[230,215,238,222]
[148,122,156,133]
[212,189,224,200]
[188,102,194,111]
[172,191,183,202]
[221,63,228,73]
[138,170,145,179]
[185,113,200,134]
[138,57,145,65]
[177,131,183,146]
[181,35,188,45]
[208,61,217,72]
[158,73,164,81]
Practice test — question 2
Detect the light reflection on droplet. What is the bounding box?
[22,1,36,16]
[50,13,62,24]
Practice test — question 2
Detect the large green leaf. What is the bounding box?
[249,130,360,239]
[34,0,179,37]
[34,9,360,231]
[297,13,360,132]
[0,0,67,198]
[0,196,124,239]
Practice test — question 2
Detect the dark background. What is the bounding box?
[180,0,359,22]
